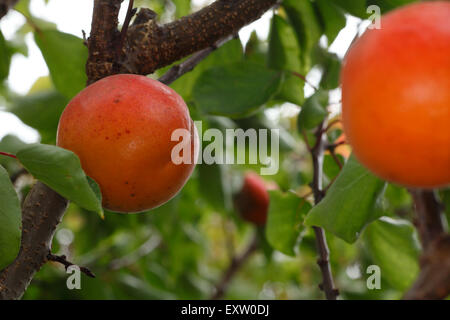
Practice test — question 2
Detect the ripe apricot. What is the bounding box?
[234,172,272,226]
[57,74,198,213]
[341,2,450,188]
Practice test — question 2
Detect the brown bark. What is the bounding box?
[405,190,449,299]
[0,182,68,300]
[87,0,278,82]
[404,235,450,300]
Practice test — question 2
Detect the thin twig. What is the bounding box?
[158,35,233,85]
[292,71,318,91]
[47,253,96,278]
[309,121,339,300]
[0,151,17,159]
[210,234,259,300]
[116,0,136,61]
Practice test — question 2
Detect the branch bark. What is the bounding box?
[87,0,278,82]
[0,182,68,300]
[404,190,449,299]
[306,122,339,300]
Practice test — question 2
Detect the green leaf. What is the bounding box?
[266,190,312,256]
[316,0,346,45]
[268,15,302,73]
[172,0,191,18]
[170,38,243,101]
[9,90,68,143]
[364,217,420,290]
[297,90,328,131]
[274,72,305,106]
[283,0,322,73]
[0,31,12,81]
[193,61,282,118]
[305,154,387,243]
[319,51,341,90]
[0,165,22,270]
[0,135,28,172]
[198,163,230,212]
[331,0,368,18]
[34,30,88,99]
[16,144,103,216]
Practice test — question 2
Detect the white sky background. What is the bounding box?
[0,0,365,143]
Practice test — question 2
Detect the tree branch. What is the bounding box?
[210,234,259,300]
[308,122,339,300]
[86,0,123,84]
[0,182,68,300]
[0,0,18,20]
[47,253,95,278]
[409,190,444,250]
[86,0,278,82]
[404,190,449,299]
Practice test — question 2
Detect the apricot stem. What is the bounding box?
[0,151,17,159]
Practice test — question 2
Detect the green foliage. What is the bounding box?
[266,191,312,256]
[16,144,103,216]
[364,217,420,290]
[268,15,302,73]
[283,0,322,74]
[34,30,88,99]
[9,91,68,144]
[316,0,346,44]
[297,90,328,131]
[0,165,22,270]
[305,155,387,243]
[192,61,282,118]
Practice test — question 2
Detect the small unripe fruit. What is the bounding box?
[57,74,198,213]
[234,172,271,226]
[341,2,450,188]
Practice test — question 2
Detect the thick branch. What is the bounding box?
[404,234,450,300]
[0,0,18,20]
[211,234,259,300]
[86,0,123,84]
[121,0,277,77]
[0,182,68,300]
[308,122,339,300]
[409,190,444,250]
[405,190,449,299]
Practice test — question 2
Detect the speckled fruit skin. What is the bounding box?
[341,2,450,188]
[57,74,198,213]
[234,172,270,226]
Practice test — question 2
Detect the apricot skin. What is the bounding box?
[57,74,198,213]
[341,2,450,188]
[234,172,270,226]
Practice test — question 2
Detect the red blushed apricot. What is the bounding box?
[57,74,198,213]
[234,172,273,226]
[341,2,450,188]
